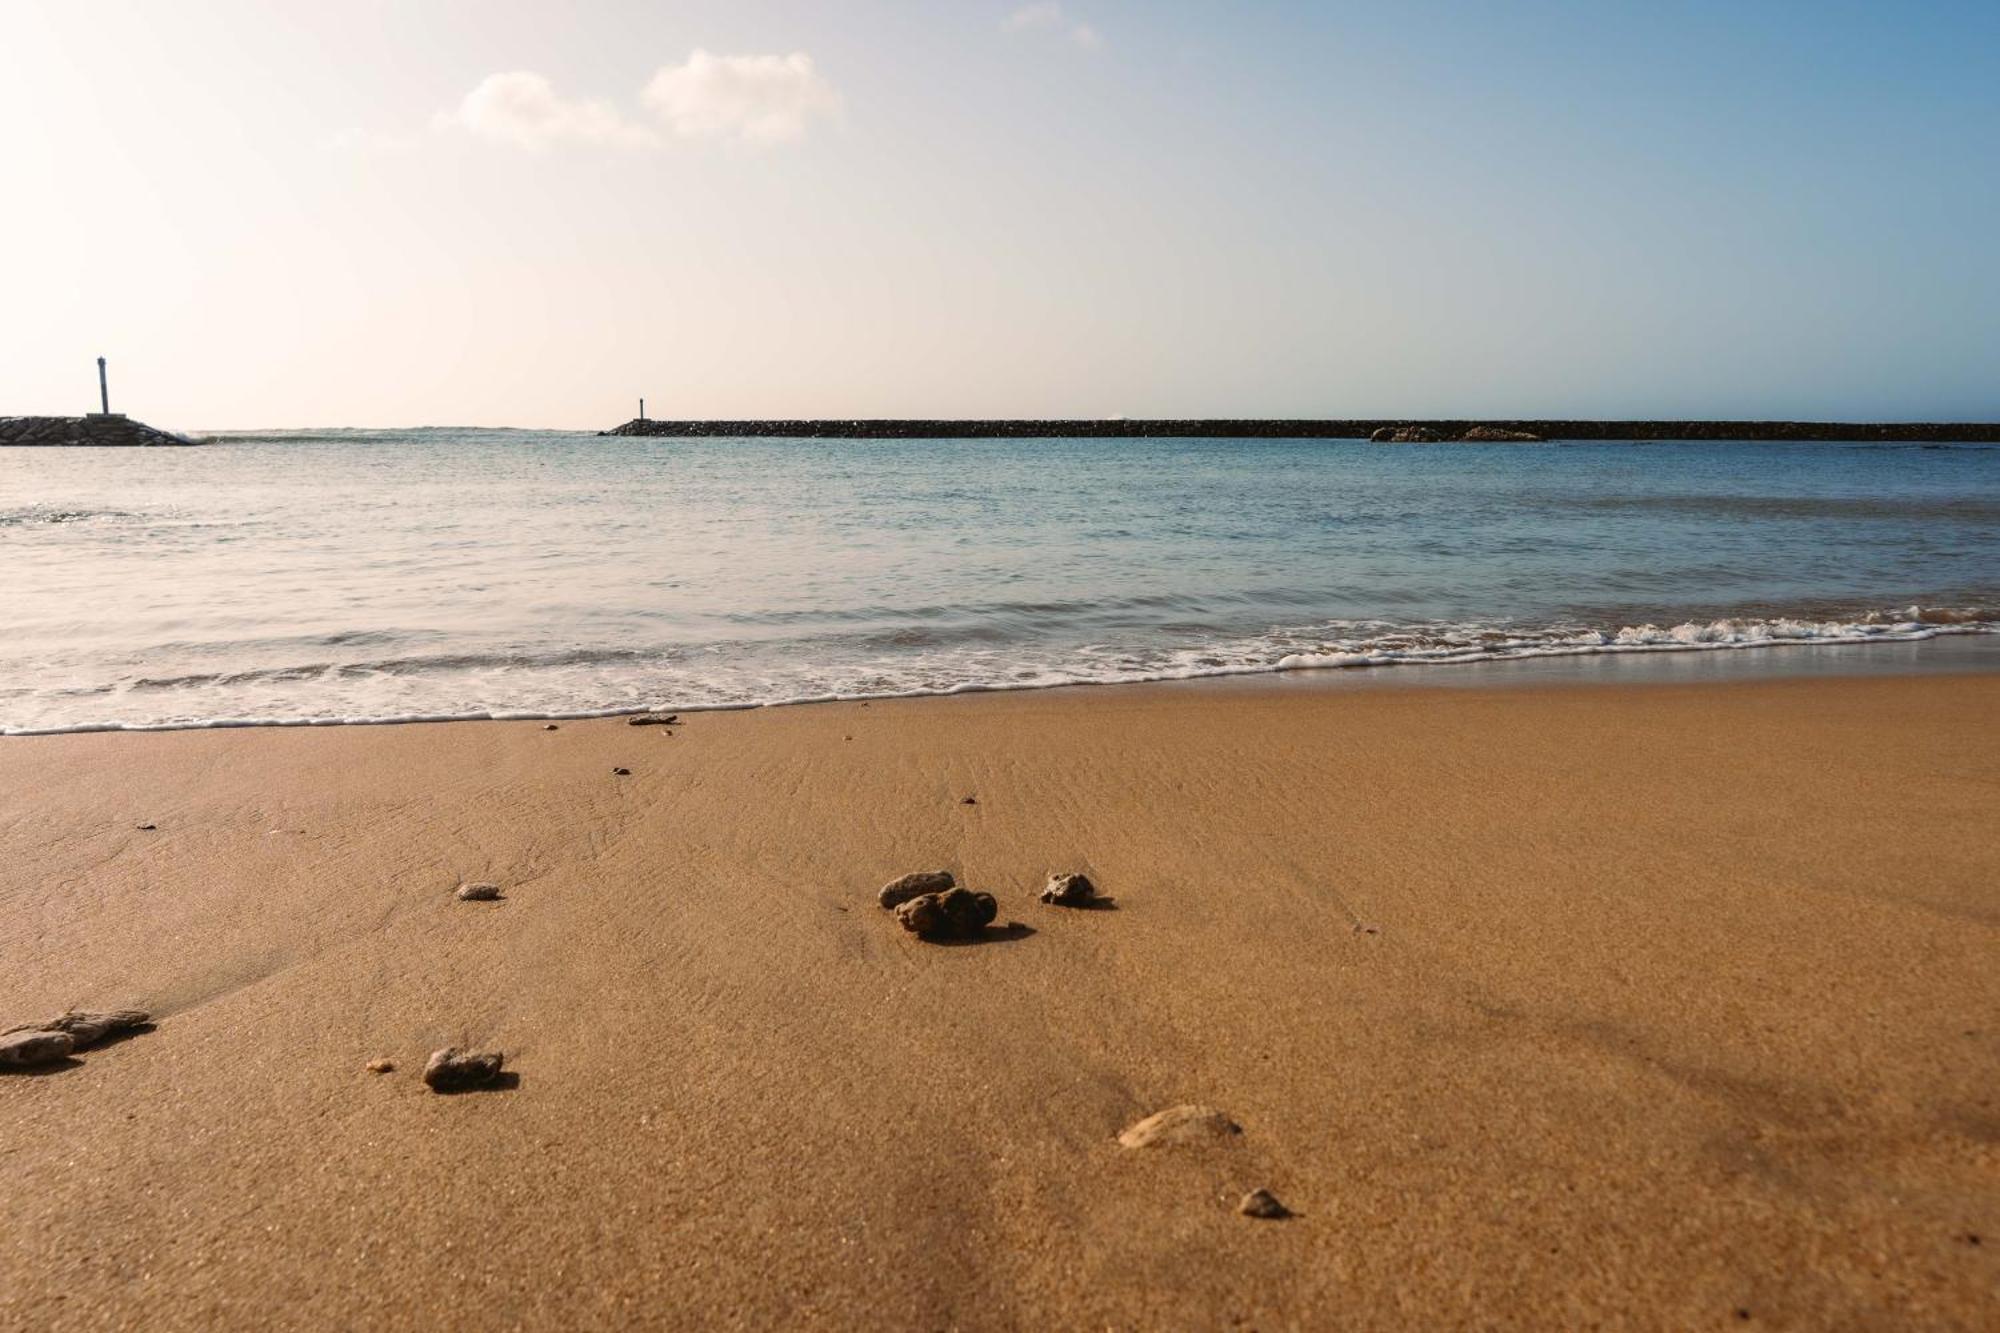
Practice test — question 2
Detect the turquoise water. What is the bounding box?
[2,431,1996,731]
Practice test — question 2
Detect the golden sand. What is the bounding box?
[2,673,1995,1329]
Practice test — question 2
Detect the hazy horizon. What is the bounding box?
[6,1,1998,430]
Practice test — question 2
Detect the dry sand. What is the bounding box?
[1,673,1995,1330]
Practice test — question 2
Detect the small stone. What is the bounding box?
[543,724,559,730]
[422,1047,504,1092]
[365,1058,395,1074]
[1117,1104,1243,1149]
[627,713,678,727]
[612,767,631,776]
[877,870,955,909]
[135,822,157,831]
[0,1029,76,1067]
[1039,872,1096,906]
[960,796,976,805]
[1354,922,1381,936]
[456,883,502,902]
[1238,1188,1291,1219]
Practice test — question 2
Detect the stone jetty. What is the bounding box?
[600,417,2000,442]
[0,415,196,446]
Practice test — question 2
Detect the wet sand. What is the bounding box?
[2,672,1995,1329]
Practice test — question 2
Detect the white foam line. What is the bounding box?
[3,620,1992,737]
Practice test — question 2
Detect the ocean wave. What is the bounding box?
[4,605,1992,736]
[0,505,142,527]
[1269,610,1992,670]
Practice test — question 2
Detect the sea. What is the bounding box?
[3,430,1996,734]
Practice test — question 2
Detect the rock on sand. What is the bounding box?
[893,887,999,940]
[422,1047,505,1092]
[1039,872,1097,906]
[1238,1188,1292,1219]
[7,1009,150,1047]
[1117,1104,1243,1148]
[877,869,955,909]
[0,1029,77,1067]
[0,1009,151,1068]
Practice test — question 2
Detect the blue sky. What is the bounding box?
[3,1,1996,427]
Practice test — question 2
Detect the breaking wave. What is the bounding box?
[4,605,1991,735]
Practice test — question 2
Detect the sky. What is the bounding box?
[3,0,1997,429]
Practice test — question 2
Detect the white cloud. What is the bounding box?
[433,54,840,152]
[435,71,657,150]
[1005,3,1102,48]
[641,50,842,145]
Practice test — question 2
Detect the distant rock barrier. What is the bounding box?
[601,418,2000,443]
[1369,425,1544,443]
[0,415,196,446]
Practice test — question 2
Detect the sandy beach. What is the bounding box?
[2,671,1995,1330]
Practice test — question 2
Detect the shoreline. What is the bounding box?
[7,627,1997,738]
[3,670,1995,1327]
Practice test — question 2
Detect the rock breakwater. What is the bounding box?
[600,418,2000,442]
[0,415,195,446]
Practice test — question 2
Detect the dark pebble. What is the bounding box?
[1238,1188,1292,1220]
[1039,872,1097,906]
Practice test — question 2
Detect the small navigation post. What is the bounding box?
[639,396,646,422]
[97,357,110,415]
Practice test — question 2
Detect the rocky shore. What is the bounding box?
[601,417,2000,442]
[0,415,195,447]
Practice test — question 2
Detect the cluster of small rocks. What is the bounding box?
[0,416,194,447]
[876,869,1102,940]
[0,1009,151,1068]
[877,871,996,939]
